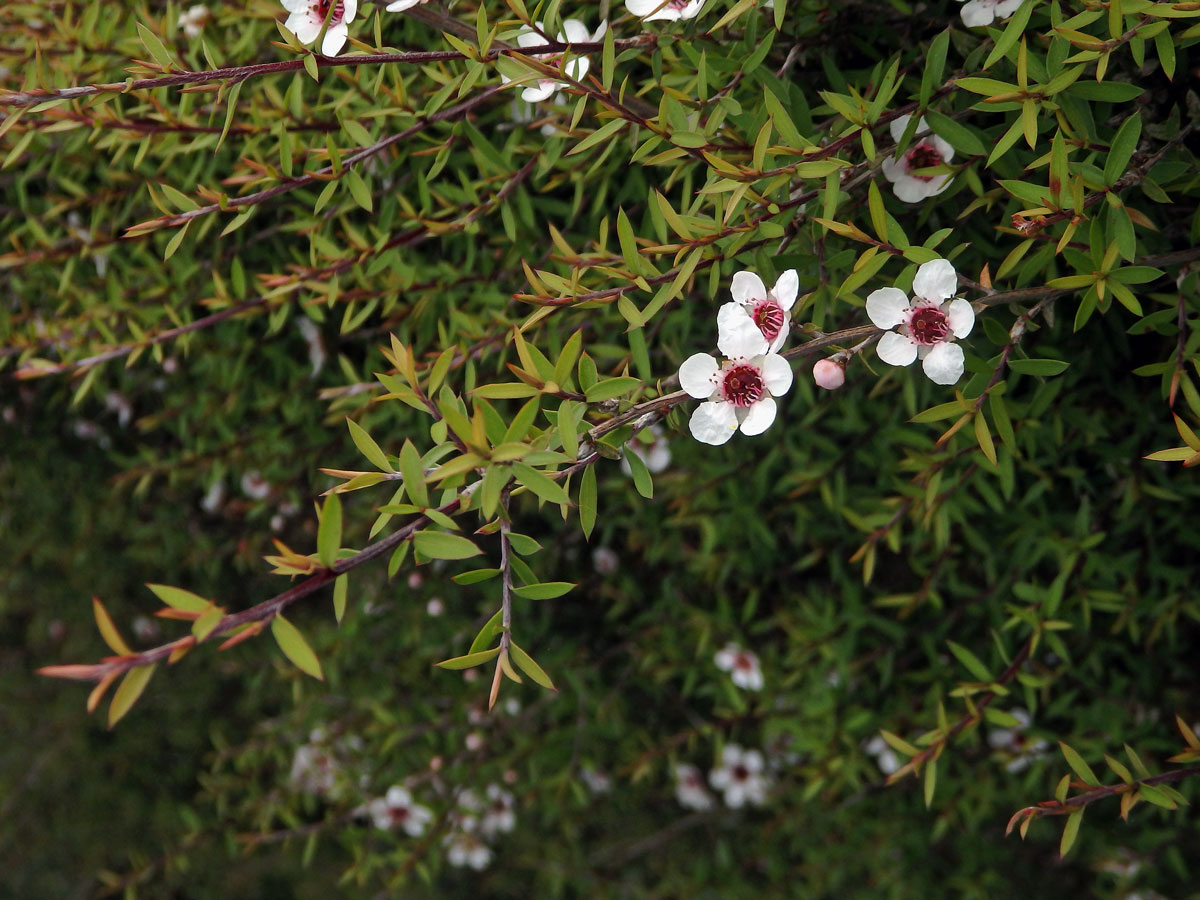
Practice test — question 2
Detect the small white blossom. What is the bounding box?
[581,767,612,794]
[678,345,793,446]
[958,0,1025,27]
[240,470,271,500]
[465,731,484,752]
[987,708,1050,773]
[368,785,434,836]
[812,358,846,390]
[717,269,798,357]
[280,0,358,56]
[479,784,516,837]
[866,258,974,385]
[592,547,620,575]
[426,597,444,616]
[503,20,606,104]
[714,643,764,691]
[864,735,902,776]
[200,478,225,513]
[445,832,492,869]
[177,4,211,38]
[709,745,769,808]
[289,739,338,796]
[674,763,715,811]
[881,115,955,203]
[626,0,705,21]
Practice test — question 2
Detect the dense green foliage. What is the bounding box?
[3,0,1200,896]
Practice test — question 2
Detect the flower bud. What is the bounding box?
[812,358,846,390]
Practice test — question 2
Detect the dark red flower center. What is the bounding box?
[734,654,754,671]
[315,0,345,24]
[667,0,690,8]
[732,764,749,781]
[752,299,786,342]
[721,364,764,407]
[904,141,944,182]
[909,306,950,345]
[390,807,410,823]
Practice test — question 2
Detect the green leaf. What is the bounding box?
[506,533,542,556]
[347,419,394,472]
[946,640,993,681]
[1103,114,1142,187]
[317,493,342,569]
[1059,810,1083,857]
[924,758,937,808]
[512,462,569,505]
[983,0,1035,69]
[579,465,597,539]
[1009,359,1070,376]
[513,582,576,600]
[509,640,556,690]
[453,568,501,585]
[1059,742,1100,786]
[333,574,348,624]
[623,444,653,499]
[271,615,324,681]
[468,609,503,655]
[414,531,482,560]
[585,377,642,403]
[192,607,224,642]
[108,664,157,728]
[436,647,501,670]
[147,583,209,613]
[399,440,429,508]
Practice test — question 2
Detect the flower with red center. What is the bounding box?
[880,115,955,203]
[502,19,606,103]
[280,0,357,56]
[866,258,975,385]
[368,785,434,836]
[479,784,516,837]
[673,763,715,810]
[709,744,769,808]
[958,0,1025,27]
[678,347,793,446]
[714,643,763,691]
[717,269,799,357]
[625,0,705,21]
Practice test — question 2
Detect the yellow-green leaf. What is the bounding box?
[271,615,324,680]
[108,664,157,728]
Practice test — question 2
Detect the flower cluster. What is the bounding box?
[288,728,364,799]
[881,115,955,203]
[958,0,1025,27]
[503,20,607,103]
[443,784,517,870]
[366,785,433,836]
[673,744,771,811]
[678,270,797,445]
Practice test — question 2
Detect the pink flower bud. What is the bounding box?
[812,358,846,390]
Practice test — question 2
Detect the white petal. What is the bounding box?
[960,0,995,26]
[922,173,952,197]
[921,342,965,385]
[280,0,308,11]
[742,749,765,772]
[931,134,955,164]
[287,12,321,44]
[689,401,738,445]
[716,304,768,358]
[521,82,558,103]
[730,270,766,305]
[768,319,790,354]
[758,353,793,397]
[714,648,736,670]
[891,174,931,203]
[516,26,545,49]
[560,19,590,42]
[996,0,1026,15]
[946,298,975,338]
[771,269,799,310]
[865,287,910,329]
[737,397,777,436]
[343,0,357,21]
[321,23,348,55]
[880,155,905,186]
[678,353,720,398]
[591,20,609,41]
[385,0,420,9]
[876,331,919,367]
[625,0,663,14]
[888,114,912,144]
[567,57,590,82]
[913,258,958,303]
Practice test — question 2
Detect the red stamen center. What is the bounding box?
[752,299,785,342]
[316,0,345,24]
[391,807,410,823]
[904,141,944,182]
[721,364,764,407]
[732,764,749,781]
[734,654,754,671]
[909,306,950,345]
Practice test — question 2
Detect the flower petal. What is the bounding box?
[344,0,358,20]
[959,0,996,26]
[771,269,799,309]
[561,18,590,42]
[321,23,348,56]
[758,353,794,397]
[385,0,420,9]
[913,258,958,303]
[931,134,955,164]
[876,331,919,367]
[689,401,738,445]
[891,175,931,203]
[716,304,768,358]
[768,318,791,354]
[678,353,720,398]
[922,341,965,385]
[865,287,910,329]
[730,270,767,305]
[737,397,777,436]
[880,156,903,185]
[888,114,912,144]
[946,298,975,338]
[521,82,558,103]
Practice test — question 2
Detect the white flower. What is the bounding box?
[480,784,516,837]
[177,4,210,38]
[445,832,492,869]
[626,0,705,21]
[592,547,620,575]
[717,269,799,357]
[673,763,715,811]
[504,19,606,104]
[620,424,672,475]
[812,358,846,390]
[987,708,1050,773]
[581,767,612,794]
[880,115,956,203]
[240,470,271,500]
[289,741,338,796]
[385,0,429,10]
[368,785,433,836]
[200,479,225,513]
[864,735,901,776]
[958,0,1025,27]
[678,349,793,446]
[709,744,769,808]
[866,258,974,385]
[714,643,764,691]
[280,0,358,56]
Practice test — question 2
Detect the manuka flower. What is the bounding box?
[678,346,793,445]
[881,115,955,203]
[368,785,434,836]
[504,19,606,103]
[717,269,799,357]
[626,0,705,20]
[864,735,901,776]
[958,0,1025,26]
[479,784,516,837]
[714,643,764,691]
[812,358,846,390]
[673,763,715,811]
[709,745,769,808]
[177,4,211,38]
[866,258,974,385]
[445,832,492,869]
[280,0,357,56]
[385,0,430,10]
